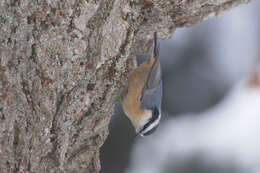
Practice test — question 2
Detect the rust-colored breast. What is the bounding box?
[121,57,154,126]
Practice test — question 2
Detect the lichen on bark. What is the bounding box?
[0,0,252,172]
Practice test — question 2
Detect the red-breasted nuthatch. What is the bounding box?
[121,32,162,136]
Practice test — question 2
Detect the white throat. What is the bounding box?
[137,111,152,132]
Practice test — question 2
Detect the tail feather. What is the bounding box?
[153,32,159,59]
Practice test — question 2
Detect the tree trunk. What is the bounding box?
[0,0,252,172]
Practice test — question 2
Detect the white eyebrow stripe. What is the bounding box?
[141,114,161,135]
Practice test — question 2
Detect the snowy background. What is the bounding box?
[101,1,260,173]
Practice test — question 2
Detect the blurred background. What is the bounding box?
[101,1,260,173]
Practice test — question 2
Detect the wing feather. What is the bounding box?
[140,32,162,109]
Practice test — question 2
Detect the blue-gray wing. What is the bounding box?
[140,32,162,109]
[140,79,162,110]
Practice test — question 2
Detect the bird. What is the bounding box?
[121,32,162,136]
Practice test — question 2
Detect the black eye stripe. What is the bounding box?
[143,125,158,136]
[139,108,160,135]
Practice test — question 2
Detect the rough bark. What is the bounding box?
[0,0,252,172]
